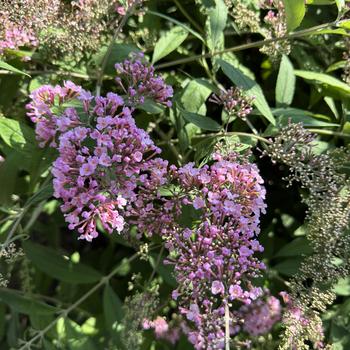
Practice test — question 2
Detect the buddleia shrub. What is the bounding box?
[0,1,350,350]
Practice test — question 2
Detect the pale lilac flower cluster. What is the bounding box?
[238,295,281,336]
[26,81,85,147]
[115,53,173,107]
[210,87,254,119]
[132,152,266,349]
[0,13,38,54]
[27,56,173,241]
[52,100,160,241]
[169,153,266,349]
[143,316,191,345]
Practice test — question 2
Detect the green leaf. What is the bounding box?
[64,319,97,350]
[206,0,227,51]
[294,69,350,97]
[181,110,221,131]
[282,0,306,31]
[338,19,350,29]
[310,28,350,36]
[0,60,30,77]
[194,136,218,164]
[93,43,140,75]
[103,284,123,329]
[276,55,295,106]
[148,10,204,42]
[327,60,347,73]
[218,59,276,125]
[333,278,350,296]
[0,117,36,152]
[272,108,339,127]
[137,99,165,114]
[150,254,177,287]
[0,288,57,315]
[274,257,304,276]
[180,79,213,114]
[23,241,102,284]
[306,0,335,4]
[152,26,188,63]
[275,237,313,257]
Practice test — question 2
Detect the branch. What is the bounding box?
[155,20,343,69]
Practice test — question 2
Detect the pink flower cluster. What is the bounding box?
[143,316,192,345]
[27,57,172,241]
[115,53,173,107]
[26,82,85,147]
[126,151,267,349]
[167,153,266,349]
[238,295,281,336]
[0,13,38,55]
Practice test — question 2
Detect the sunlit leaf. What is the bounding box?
[152,26,188,63]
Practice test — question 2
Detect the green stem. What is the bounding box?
[155,126,183,164]
[245,118,259,136]
[307,128,350,138]
[158,131,272,146]
[95,4,137,96]
[173,0,204,34]
[155,20,342,69]
[225,303,230,350]
[148,246,165,283]
[0,70,90,79]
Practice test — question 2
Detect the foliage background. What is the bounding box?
[1,0,350,349]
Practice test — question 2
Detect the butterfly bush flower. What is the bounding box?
[115,53,173,107]
[27,55,173,241]
[51,98,161,241]
[237,294,281,336]
[130,151,267,348]
[26,81,85,147]
[168,153,266,348]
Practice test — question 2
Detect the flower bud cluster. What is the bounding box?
[0,0,144,59]
[115,53,173,107]
[210,87,254,120]
[259,0,291,59]
[0,12,38,55]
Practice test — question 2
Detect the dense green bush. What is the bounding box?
[1,1,350,349]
